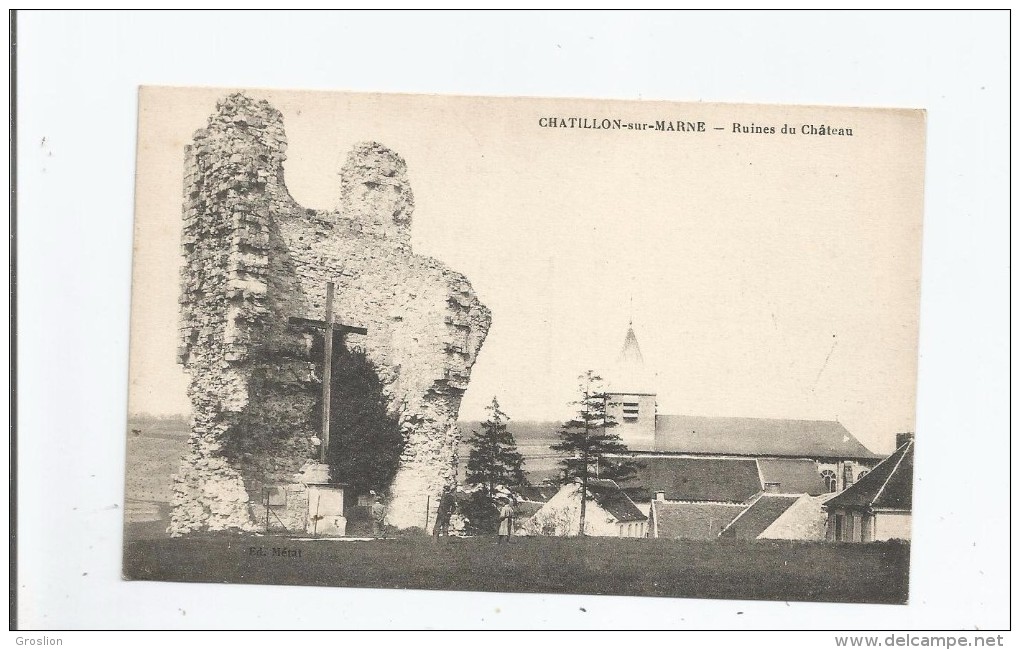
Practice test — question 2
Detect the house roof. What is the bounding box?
[620,456,763,503]
[650,501,746,540]
[586,479,647,522]
[758,494,829,540]
[757,458,828,495]
[515,485,558,503]
[513,500,545,520]
[654,414,881,460]
[720,494,800,539]
[824,440,913,510]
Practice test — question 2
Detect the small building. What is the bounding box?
[511,485,557,533]
[521,479,647,537]
[823,438,914,542]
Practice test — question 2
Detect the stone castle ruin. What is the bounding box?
[170,93,491,536]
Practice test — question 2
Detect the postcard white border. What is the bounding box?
[12,9,1011,631]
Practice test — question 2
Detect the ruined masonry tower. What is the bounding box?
[171,93,491,535]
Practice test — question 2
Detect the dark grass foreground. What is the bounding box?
[123,534,909,604]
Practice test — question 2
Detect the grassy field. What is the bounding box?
[124,534,909,604]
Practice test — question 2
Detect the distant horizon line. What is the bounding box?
[125,410,910,437]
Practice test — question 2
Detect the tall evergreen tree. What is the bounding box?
[466,397,527,499]
[552,370,640,535]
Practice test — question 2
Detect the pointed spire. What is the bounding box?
[617,324,645,366]
[609,322,652,394]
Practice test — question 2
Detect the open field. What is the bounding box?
[124,416,564,530]
[124,417,190,527]
[124,534,909,604]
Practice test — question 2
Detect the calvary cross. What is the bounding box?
[289,281,368,463]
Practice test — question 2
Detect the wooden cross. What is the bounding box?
[288,281,367,463]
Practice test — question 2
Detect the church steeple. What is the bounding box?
[617,324,645,367]
[610,322,652,395]
[605,322,657,452]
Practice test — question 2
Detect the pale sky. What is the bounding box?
[129,87,926,455]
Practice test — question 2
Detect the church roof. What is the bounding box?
[757,458,829,495]
[719,494,800,539]
[824,439,913,510]
[654,414,881,460]
[620,456,763,503]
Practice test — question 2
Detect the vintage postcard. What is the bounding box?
[124,86,924,605]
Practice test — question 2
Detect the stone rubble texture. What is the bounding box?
[170,93,491,535]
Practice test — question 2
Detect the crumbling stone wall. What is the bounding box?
[171,93,490,535]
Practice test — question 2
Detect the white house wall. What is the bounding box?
[873,511,911,541]
[523,485,632,537]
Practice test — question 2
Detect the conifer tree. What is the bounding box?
[466,397,527,500]
[552,370,640,535]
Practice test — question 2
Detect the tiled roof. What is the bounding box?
[513,501,545,520]
[655,415,881,460]
[649,501,746,540]
[720,494,800,539]
[824,440,913,510]
[758,494,829,540]
[620,456,762,503]
[586,479,647,523]
[515,485,558,503]
[757,458,828,495]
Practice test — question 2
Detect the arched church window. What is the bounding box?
[858,469,869,481]
[821,470,837,492]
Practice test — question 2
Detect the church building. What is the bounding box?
[602,324,884,506]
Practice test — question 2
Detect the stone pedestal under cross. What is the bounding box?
[287,281,367,537]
